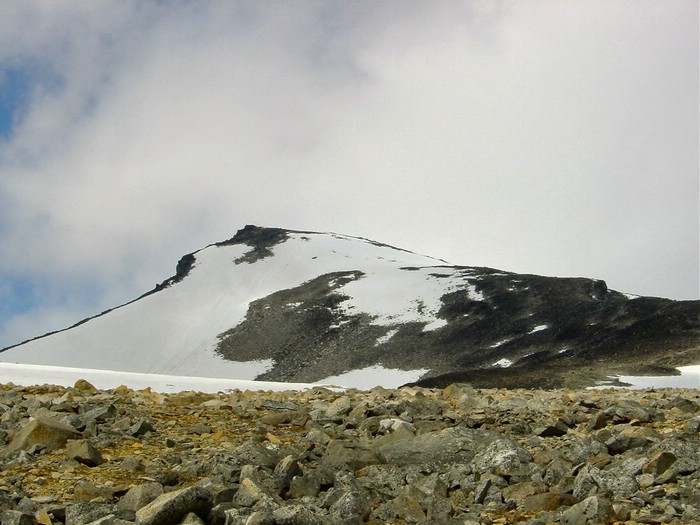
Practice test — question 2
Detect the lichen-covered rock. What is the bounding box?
[377,426,498,465]
[135,486,212,525]
[1,510,38,525]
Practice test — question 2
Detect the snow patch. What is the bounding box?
[318,365,429,390]
[423,318,448,331]
[465,283,484,301]
[490,338,512,348]
[375,329,399,346]
[493,358,513,368]
[590,365,700,390]
[528,324,548,334]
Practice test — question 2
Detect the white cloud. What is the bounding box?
[0,1,697,347]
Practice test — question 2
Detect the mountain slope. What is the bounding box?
[2,226,698,388]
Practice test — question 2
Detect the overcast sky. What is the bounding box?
[0,1,698,349]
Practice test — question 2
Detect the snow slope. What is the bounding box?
[0,231,463,385]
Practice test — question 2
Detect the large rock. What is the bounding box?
[64,504,132,525]
[321,440,381,470]
[471,437,532,478]
[2,417,81,455]
[377,427,499,465]
[117,482,164,512]
[135,486,212,525]
[562,495,613,525]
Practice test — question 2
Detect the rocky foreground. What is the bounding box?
[0,381,699,525]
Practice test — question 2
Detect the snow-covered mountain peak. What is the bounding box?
[1,226,698,389]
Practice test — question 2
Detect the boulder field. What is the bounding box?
[0,381,698,525]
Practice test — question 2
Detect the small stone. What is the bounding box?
[534,420,569,437]
[685,417,700,433]
[562,495,613,525]
[272,504,321,525]
[605,426,658,454]
[128,418,156,437]
[288,474,321,499]
[642,451,676,477]
[325,396,353,419]
[67,439,104,466]
[242,511,274,525]
[73,480,116,503]
[34,510,53,525]
[329,490,370,521]
[274,455,303,491]
[81,404,117,423]
[179,512,206,525]
[586,412,608,431]
[64,503,128,525]
[521,492,577,513]
[120,456,145,472]
[232,478,267,507]
[0,510,38,525]
[184,424,212,435]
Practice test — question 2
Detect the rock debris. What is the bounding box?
[0,380,698,524]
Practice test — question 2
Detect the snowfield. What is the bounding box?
[0,362,696,393]
[0,362,429,392]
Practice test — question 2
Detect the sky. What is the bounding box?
[0,1,698,350]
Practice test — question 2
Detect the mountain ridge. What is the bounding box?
[2,225,698,389]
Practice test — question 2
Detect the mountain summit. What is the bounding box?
[2,225,698,388]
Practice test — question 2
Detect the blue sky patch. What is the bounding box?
[0,67,33,140]
[0,277,40,319]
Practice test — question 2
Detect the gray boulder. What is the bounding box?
[471,437,533,478]
[135,486,212,525]
[321,440,381,470]
[117,482,164,512]
[377,427,498,465]
[65,504,132,525]
[2,416,81,455]
[0,510,38,525]
[562,495,613,525]
[67,439,104,466]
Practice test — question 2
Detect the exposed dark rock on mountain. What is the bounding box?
[1,226,698,389]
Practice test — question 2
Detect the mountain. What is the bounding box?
[1,225,698,389]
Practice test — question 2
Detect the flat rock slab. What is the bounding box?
[2,416,81,455]
[135,486,211,525]
[376,426,500,465]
